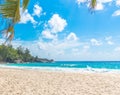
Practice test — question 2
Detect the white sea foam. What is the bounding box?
[0,64,120,73]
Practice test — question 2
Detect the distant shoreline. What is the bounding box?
[0,59,54,64]
[0,45,54,64]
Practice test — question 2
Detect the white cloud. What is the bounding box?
[11,32,80,60]
[33,4,42,17]
[90,38,102,46]
[114,47,120,52]
[105,36,112,40]
[76,0,86,5]
[105,36,114,45]
[42,14,67,39]
[66,32,78,41]
[1,36,120,61]
[107,41,114,45]
[41,30,57,40]
[95,3,104,10]
[10,38,116,61]
[116,0,120,6]
[83,45,90,49]
[96,0,112,10]
[38,38,80,52]
[97,0,112,3]
[48,14,67,33]
[76,0,113,10]
[112,10,120,16]
[72,48,79,52]
[37,38,80,59]
[19,4,44,27]
[94,0,112,10]
[34,33,80,60]
[20,9,37,25]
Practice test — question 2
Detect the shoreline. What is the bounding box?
[1,64,120,73]
[0,67,120,95]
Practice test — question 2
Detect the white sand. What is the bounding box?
[0,68,120,95]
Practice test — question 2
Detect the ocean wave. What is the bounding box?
[61,64,77,67]
[1,64,120,73]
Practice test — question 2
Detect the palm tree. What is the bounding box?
[0,0,29,44]
[0,0,96,43]
[90,0,97,10]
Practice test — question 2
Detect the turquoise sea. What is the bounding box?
[2,61,120,72]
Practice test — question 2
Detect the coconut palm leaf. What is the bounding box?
[0,0,30,43]
[0,0,20,23]
[4,26,14,44]
[22,0,29,11]
[90,0,97,10]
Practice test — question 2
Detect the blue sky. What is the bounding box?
[1,0,120,61]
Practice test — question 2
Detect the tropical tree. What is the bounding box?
[0,0,96,43]
[0,0,29,44]
[90,0,97,10]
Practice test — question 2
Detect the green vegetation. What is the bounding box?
[0,0,30,43]
[0,0,97,43]
[0,45,54,63]
[90,0,97,10]
[0,0,96,63]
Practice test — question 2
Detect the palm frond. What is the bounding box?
[0,0,20,23]
[90,0,97,10]
[4,26,14,44]
[13,0,20,23]
[0,0,29,43]
[22,0,29,11]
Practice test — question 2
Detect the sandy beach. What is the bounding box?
[0,68,120,95]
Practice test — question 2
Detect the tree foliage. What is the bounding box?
[0,0,30,43]
[90,0,97,10]
[0,45,33,63]
[0,45,54,63]
[0,0,97,43]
